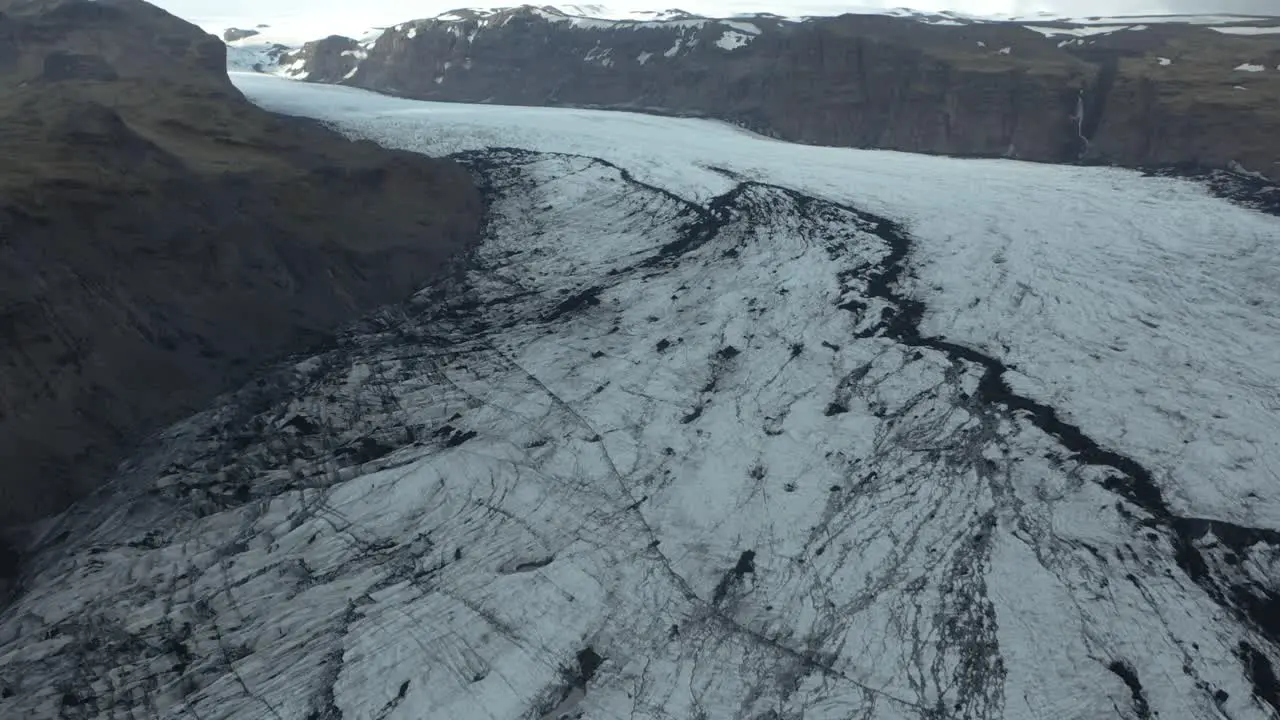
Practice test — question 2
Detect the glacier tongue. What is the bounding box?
[1,148,1278,719]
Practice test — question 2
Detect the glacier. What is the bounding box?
[0,73,1277,720]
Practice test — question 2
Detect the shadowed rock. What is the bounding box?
[41,51,117,80]
[223,27,259,42]
[0,0,483,534]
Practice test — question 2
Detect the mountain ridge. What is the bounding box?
[238,3,1280,179]
[0,0,482,541]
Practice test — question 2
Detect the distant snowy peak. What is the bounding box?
[433,4,758,22]
[220,3,1280,66]
[225,40,293,74]
[416,4,1280,29]
[420,3,964,27]
[624,8,705,21]
[420,4,777,30]
[403,3,965,30]
[223,21,385,78]
[527,4,706,21]
[378,2,1280,64]
[226,1,1280,107]
[1029,12,1279,25]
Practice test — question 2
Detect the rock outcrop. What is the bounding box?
[285,34,365,81]
[281,5,1280,179]
[222,26,259,42]
[0,0,483,534]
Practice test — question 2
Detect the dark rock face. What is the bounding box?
[289,34,363,81]
[0,0,483,532]
[0,13,19,69]
[41,50,118,80]
[287,6,1280,179]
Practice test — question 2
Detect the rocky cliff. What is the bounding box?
[279,6,1280,179]
[0,0,482,537]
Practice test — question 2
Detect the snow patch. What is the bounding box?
[585,45,615,66]
[1036,14,1273,25]
[1024,24,1130,37]
[224,42,294,73]
[1157,57,1172,65]
[1212,25,1280,35]
[513,9,714,32]
[1234,63,1266,72]
[720,20,761,35]
[565,15,629,29]
[998,46,1012,55]
[714,30,752,51]
[637,50,652,64]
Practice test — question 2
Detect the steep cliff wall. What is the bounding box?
[0,0,483,533]
[283,7,1280,178]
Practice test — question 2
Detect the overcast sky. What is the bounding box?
[151,0,1279,39]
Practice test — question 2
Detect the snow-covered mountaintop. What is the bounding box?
[222,22,386,75]
[183,1,1280,53]
[433,3,1280,29]
[219,22,385,49]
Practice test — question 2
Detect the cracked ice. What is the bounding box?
[0,76,1278,720]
